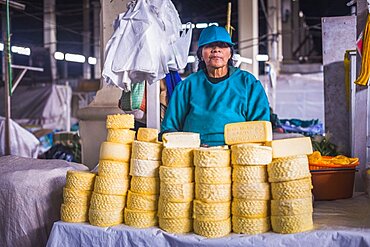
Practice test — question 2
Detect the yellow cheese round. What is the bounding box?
[124,208,157,228]
[193,218,231,238]
[89,208,124,227]
[232,198,269,218]
[60,203,88,223]
[89,192,126,210]
[130,176,159,195]
[130,159,161,177]
[232,216,270,234]
[99,142,131,162]
[106,114,134,129]
[159,217,192,233]
[232,165,268,183]
[157,197,192,218]
[195,167,231,184]
[271,197,313,216]
[98,160,130,178]
[94,176,130,195]
[195,183,231,202]
[137,128,158,142]
[131,141,163,161]
[159,166,193,183]
[232,182,270,200]
[63,187,91,206]
[268,155,310,182]
[231,144,272,165]
[161,148,194,167]
[106,129,136,144]
[271,213,313,234]
[193,148,230,167]
[193,200,230,221]
[160,182,194,202]
[126,190,158,211]
[65,170,96,191]
[271,177,313,200]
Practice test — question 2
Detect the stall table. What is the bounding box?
[47,193,370,247]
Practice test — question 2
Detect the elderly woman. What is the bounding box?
[161,25,270,146]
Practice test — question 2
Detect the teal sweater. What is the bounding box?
[161,67,270,146]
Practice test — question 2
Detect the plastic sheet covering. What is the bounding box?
[0,156,88,247]
[0,116,40,158]
[47,193,370,247]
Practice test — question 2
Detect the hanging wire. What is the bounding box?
[6,0,13,96]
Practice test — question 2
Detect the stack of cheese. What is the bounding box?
[193,147,232,238]
[158,132,199,233]
[61,170,96,223]
[89,114,134,227]
[225,121,272,234]
[267,137,314,234]
[124,128,162,228]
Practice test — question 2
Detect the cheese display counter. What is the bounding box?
[47,193,370,247]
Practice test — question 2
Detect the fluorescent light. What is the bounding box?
[54,52,64,60]
[208,23,219,27]
[65,53,86,63]
[256,54,269,62]
[182,23,195,29]
[0,43,3,51]
[196,23,208,29]
[187,55,196,63]
[88,57,97,65]
[11,46,31,56]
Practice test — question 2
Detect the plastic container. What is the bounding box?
[310,169,356,201]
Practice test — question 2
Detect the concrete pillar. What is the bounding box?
[83,0,91,79]
[77,0,129,169]
[238,0,258,75]
[92,1,101,79]
[267,0,283,73]
[43,0,57,82]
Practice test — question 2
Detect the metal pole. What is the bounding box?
[83,0,91,79]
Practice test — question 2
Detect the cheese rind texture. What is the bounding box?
[157,197,192,218]
[126,190,158,211]
[193,200,230,221]
[193,218,231,238]
[271,197,313,216]
[232,199,269,218]
[232,216,270,234]
[60,203,88,223]
[195,183,231,202]
[159,166,193,183]
[232,182,270,200]
[224,121,272,145]
[162,148,194,167]
[194,148,230,167]
[94,176,130,195]
[89,192,126,210]
[232,165,268,183]
[137,128,159,142]
[271,213,313,234]
[106,114,134,129]
[160,182,194,202]
[65,170,96,191]
[131,141,162,161]
[130,176,159,195]
[162,132,201,148]
[130,159,161,177]
[195,167,231,184]
[124,208,157,228]
[98,160,129,178]
[271,177,313,200]
[89,209,124,227]
[268,155,310,182]
[158,217,193,233]
[99,142,131,162]
[231,144,272,165]
[106,129,135,144]
[268,137,313,158]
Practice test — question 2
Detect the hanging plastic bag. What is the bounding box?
[168,22,193,71]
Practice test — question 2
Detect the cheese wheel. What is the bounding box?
[161,148,194,167]
[98,160,130,178]
[126,190,158,211]
[89,192,126,210]
[131,141,163,161]
[94,176,130,195]
[268,137,313,158]
[130,159,161,177]
[60,203,88,223]
[63,188,91,206]
[124,208,157,228]
[159,217,192,233]
[193,218,231,238]
[232,182,270,200]
[271,177,313,200]
[271,213,313,234]
[232,198,269,218]
[231,144,272,165]
[232,216,270,234]
[195,183,231,202]
[157,197,192,218]
[162,132,200,148]
[89,209,124,227]
[99,142,131,162]
[65,170,96,191]
[224,121,272,145]
[268,155,310,182]
[137,128,158,142]
[159,166,193,183]
[106,129,135,144]
[193,148,230,167]
[193,200,230,221]
[106,114,134,129]
[271,197,313,216]
[195,167,231,184]
[130,176,159,195]
[160,182,194,202]
[232,165,268,183]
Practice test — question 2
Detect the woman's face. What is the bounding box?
[201,42,231,70]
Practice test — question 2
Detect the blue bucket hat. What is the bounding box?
[198,25,234,48]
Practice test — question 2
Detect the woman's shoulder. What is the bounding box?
[178,70,205,85]
[231,67,259,83]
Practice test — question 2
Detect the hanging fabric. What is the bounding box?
[165,70,182,100]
